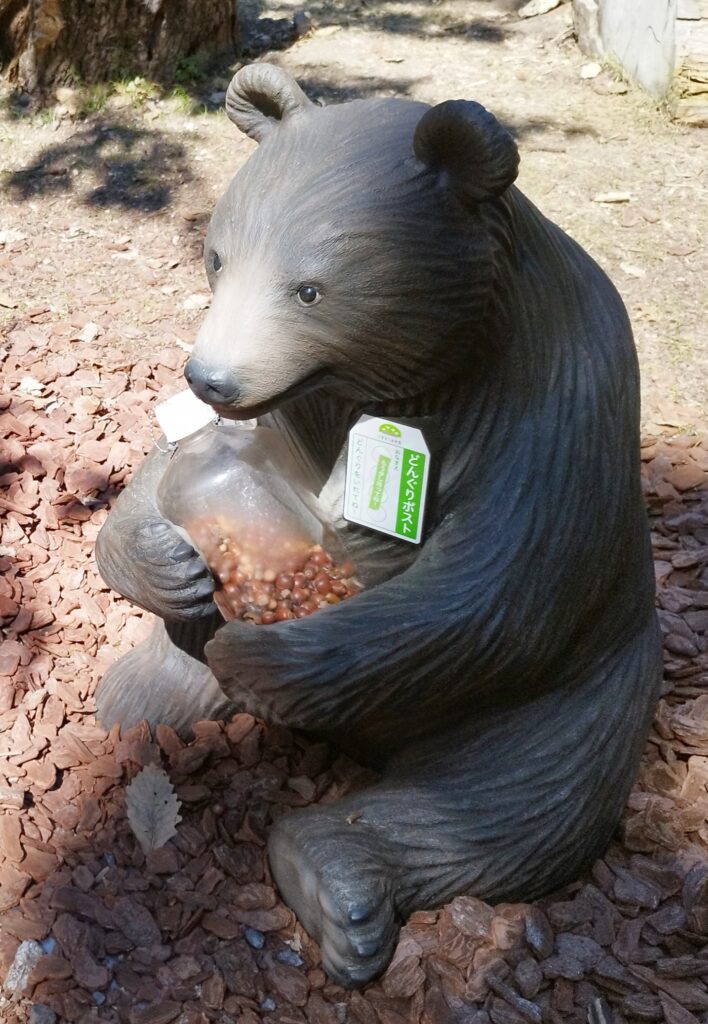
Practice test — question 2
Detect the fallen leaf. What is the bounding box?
[593,191,632,203]
[18,376,44,396]
[592,78,629,95]
[665,239,698,257]
[0,229,28,245]
[125,763,182,854]
[77,322,101,343]
[518,0,561,16]
[620,262,646,278]
[182,293,210,311]
[640,207,662,223]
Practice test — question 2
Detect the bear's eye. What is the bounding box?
[211,252,223,274]
[297,284,321,306]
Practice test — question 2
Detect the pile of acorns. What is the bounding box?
[186,515,361,624]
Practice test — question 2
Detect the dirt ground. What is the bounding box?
[0,2,707,1023]
[1,0,706,423]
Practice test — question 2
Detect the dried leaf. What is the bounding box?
[125,763,182,853]
[620,262,646,278]
[593,191,632,204]
[518,0,561,16]
[182,292,210,311]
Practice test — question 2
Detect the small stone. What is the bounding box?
[244,927,266,950]
[580,62,602,79]
[260,996,277,1011]
[276,947,304,967]
[293,10,314,35]
[3,939,44,995]
[29,1006,57,1024]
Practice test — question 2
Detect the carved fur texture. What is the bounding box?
[95,68,663,988]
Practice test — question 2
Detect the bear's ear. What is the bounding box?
[413,100,519,204]
[225,64,314,143]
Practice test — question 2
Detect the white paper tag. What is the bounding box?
[344,415,430,545]
[155,388,216,443]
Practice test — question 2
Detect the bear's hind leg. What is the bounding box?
[269,769,494,987]
[269,801,402,988]
[269,622,662,988]
[96,612,234,735]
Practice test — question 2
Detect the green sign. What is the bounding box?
[368,454,391,510]
[395,448,426,539]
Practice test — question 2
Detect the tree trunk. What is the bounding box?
[0,0,238,95]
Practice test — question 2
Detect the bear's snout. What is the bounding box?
[184,358,241,407]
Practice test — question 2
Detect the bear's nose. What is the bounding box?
[184,359,240,405]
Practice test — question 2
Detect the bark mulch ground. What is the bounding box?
[1,317,708,1024]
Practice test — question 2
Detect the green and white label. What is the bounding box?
[344,415,430,544]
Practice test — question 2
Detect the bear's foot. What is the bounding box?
[269,808,400,988]
[96,616,233,736]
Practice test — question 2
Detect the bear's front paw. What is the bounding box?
[126,518,217,621]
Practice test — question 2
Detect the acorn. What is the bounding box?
[185,516,361,625]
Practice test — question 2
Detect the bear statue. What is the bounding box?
[95,64,663,987]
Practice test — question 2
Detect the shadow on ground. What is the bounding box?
[298,71,421,103]
[507,115,598,140]
[258,0,519,40]
[3,121,194,212]
[1,106,598,218]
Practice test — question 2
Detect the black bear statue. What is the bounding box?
[95,64,663,988]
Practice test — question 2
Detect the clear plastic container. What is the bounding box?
[156,419,361,624]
